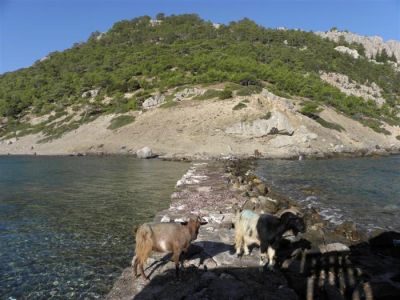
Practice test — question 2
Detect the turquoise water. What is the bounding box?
[0,156,188,299]
[255,155,400,231]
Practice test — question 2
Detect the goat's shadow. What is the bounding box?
[144,241,234,278]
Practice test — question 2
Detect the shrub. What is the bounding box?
[300,102,322,117]
[360,118,391,135]
[233,102,247,110]
[219,88,233,100]
[160,101,178,108]
[236,85,262,96]
[261,112,272,120]
[194,89,220,100]
[107,115,135,130]
[315,117,345,132]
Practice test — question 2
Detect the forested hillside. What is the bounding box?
[1,14,399,140]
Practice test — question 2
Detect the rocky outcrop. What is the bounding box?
[225,111,295,137]
[261,88,295,111]
[136,146,154,159]
[320,72,386,106]
[142,94,165,109]
[173,87,204,101]
[334,45,360,59]
[316,30,400,62]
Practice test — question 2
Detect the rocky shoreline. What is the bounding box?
[1,145,400,162]
[106,160,400,300]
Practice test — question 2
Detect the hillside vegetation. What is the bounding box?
[0,14,399,140]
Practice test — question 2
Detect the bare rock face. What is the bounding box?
[316,30,400,62]
[334,45,360,59]
[320,72,386,106]
[225,111,294,137]
[142,94,165,109]
[261,89,295,111]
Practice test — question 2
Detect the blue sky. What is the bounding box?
[1,0,399,74]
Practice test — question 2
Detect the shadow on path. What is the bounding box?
[133,231,400,300]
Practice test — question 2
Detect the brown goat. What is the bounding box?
[133,216,207,280]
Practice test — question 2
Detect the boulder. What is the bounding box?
[136,146,154,159]
[334,221,364,242]
[255,183,269,195]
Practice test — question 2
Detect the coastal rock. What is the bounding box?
[334,221,363,242]
[136,147,154,159]
[255,183,269,195]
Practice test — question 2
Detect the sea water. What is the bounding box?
[0,156,188,299]
[255,155,400,231]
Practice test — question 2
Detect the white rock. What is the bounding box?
[142,94,165,109]
[160,215,170,222]
[136,146,153,159]
[334,46,360,59]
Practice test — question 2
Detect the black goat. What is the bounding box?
[256,212,306,269]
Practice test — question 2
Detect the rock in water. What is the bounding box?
[136,147,153,159]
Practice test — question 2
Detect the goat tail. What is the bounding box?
[134,224,153,265]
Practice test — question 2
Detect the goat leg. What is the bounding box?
[180,250,186,269]
[133,257,139,277]
[267,246,276,270]
[172,251,181,280]
[139,263,150,281]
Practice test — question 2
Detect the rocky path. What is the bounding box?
[106,161,400,300]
